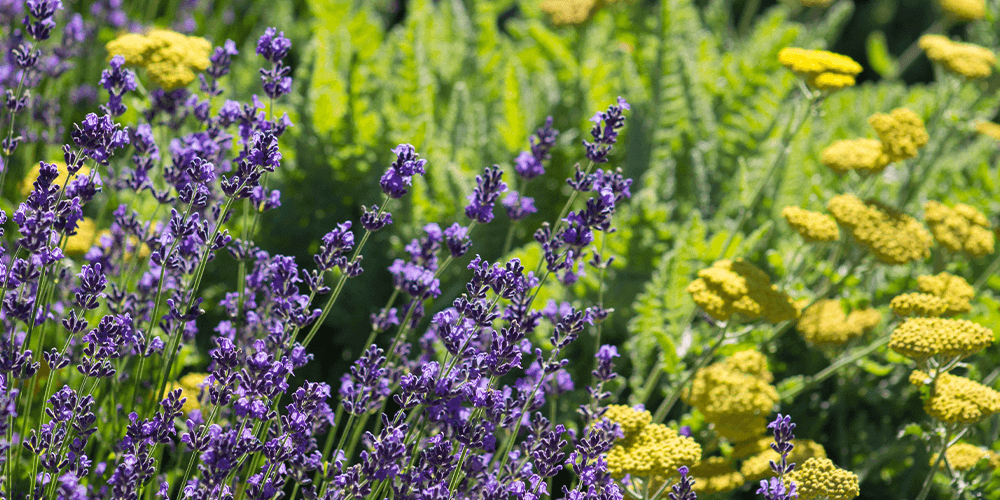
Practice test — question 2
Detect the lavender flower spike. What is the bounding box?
[379,144,427,199]
[757,413,798,500]
[669,466,697,500]
[583,96,630,164]
[465,165,507,223]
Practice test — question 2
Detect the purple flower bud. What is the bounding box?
[465,165,507,223]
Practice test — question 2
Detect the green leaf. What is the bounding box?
[866,30,897,77]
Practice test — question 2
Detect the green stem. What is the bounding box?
[652,321,730,422]
[780,333,892,400]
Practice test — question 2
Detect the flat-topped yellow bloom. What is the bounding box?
[540,0,599,25]
[890,293,949,317]
[827,194,932,265]
[976,121,1000,141]
[107,29,212,90]
[606,423,701,478]
[868,108,929,163]
[797,300,880,346]
[918,272,974,315]
[785,457,860,500]
[741,439,827,482]
[683,351,778,442]
[890,317,993,361]
[166,372,208,414]
[782,206,840,243]
[820,138,890,175]
[911,370,1000,424]
[779,48,862,91]
[687,259,798,323]
[920,35,996,79]
[934,443,996,471]
[937,0,986,20]
[63,218,97,257]
[924,201,995,257]
[689,457,745,494]
[603,404,652,444]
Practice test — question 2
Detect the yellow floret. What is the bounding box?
[920,35,996,79]
[785,457,860,500]
[924,201,995,257]
[106,29,213,90]
[934,443,994,471]
[807,72,856,90]
[917,272,974,315]
[937,0,986,19]
[797,300,877,346]
[606,423,701,479]
[827,194,933,265]
[687,260,798,323]
[820,139,890,175]
[63,218,97,257]
[782,206,840,243]
[889,317,993,361]
[911,371,1000,424]
[603,404,652,444]
[741,439,827,482]
[778,48,863,78]
[540,0,599,25]
[725,349,774,382]
[689,457,745,494]
[976,122,1000,141]
[890,293,949,317]
[868,108,929,163]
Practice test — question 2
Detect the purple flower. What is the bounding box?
[514,117,559,180]
[668,466,697,500]
[583,97,629,164]
[465,165,507,223]
[379,144,427,199]
[444,223,471,258]
[592,345,618,384]
[314,221,354,272]
[24,0,62,41]
[71,113,129,165]
[255,27,291,64]
[503,191,536,221]
[99,55,137,117]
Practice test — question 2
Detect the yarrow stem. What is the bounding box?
[653,321,730,423]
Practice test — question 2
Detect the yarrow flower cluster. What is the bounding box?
[797,299,880,347]
[920,35,996,79]
[778,47,862,90]
[105,29,212,90]
[923,201,995,257]
[821,108,929,174]
[686,259,798,323]
[781,206,840,243]
[784,457,860,500]
[827,194,933,264]
[605,405,702,479]
[683,350,779,442]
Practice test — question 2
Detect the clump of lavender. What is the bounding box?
[758,413,799,500]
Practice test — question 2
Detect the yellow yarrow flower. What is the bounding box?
[683,351,779,442]
[540,0,600,25]
[910,370,1000,424]
[919,35,996,79]
[937,0,986,20]
[106,29,212,90]
[785,457,860,500]
[976,122,1000,141]
[890,317,993,361]
[686,259,798,323]
[782,206,840,243]
[166,373,208,414]
[917,272,974,316]
[19,161,92,198]
[778,48,862,91]
[867,108,929,163]
[797,300,880,346]
[820,139,890,175]
[827,194,933,265]
[603,404,652,444]
[741,439,827,482]
[933,443,996,471]
[689,457,745,494]
[606,423,701,479]
[890,293,949,317]
[924,201,995,257]
[63,218,98,257]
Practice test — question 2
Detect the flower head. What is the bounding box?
[976,121,1000,141]
[797,300,880,346]
[379,144,427,199]
[782,206,839,243]
[889,317,992,361]
[778,47,862,91]
[827,194,932,265]
[924,201,994,257]
[889,293,949,317]
[917,272,974,315]
[934,443,997,471]
[910,371,1000,424]
[686,259,798,323]
[741,439,827,482]
[920,35,996,79]
[936,0,985,21]
[106,29,212,90]
[606,423,701,478]
[867,108,929,163]
[784,457,859,500]
[541,0,600,25]
[820,139,890,175]
[683,351,779,442]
